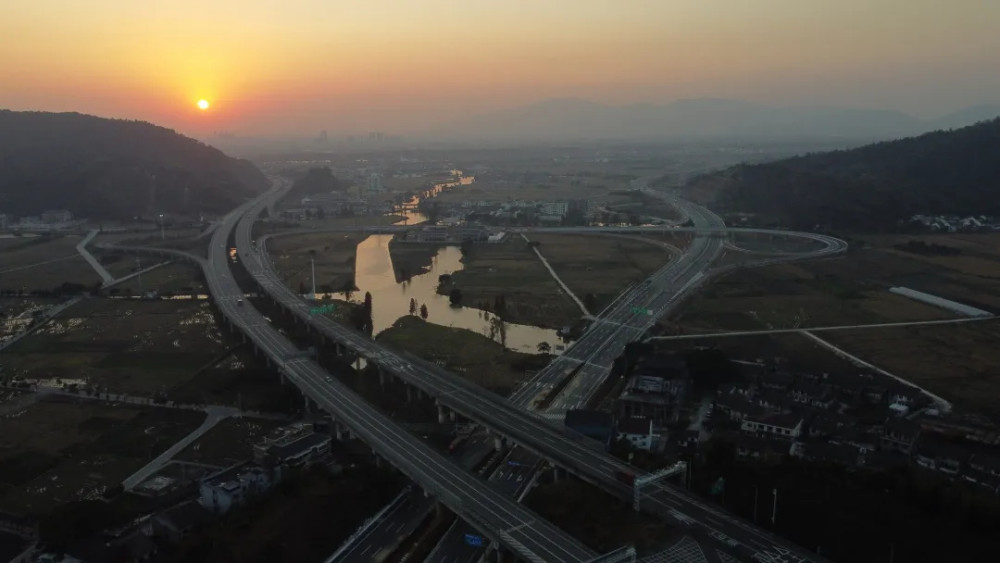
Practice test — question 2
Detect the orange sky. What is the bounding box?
[2,0,999,137]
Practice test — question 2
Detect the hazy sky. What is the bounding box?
[2,0,999,137]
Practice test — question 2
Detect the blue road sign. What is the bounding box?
[507,460,522,466]
[464,534,484,547]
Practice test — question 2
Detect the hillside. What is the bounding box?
[0,110,268,219]
[683,118,1000,231]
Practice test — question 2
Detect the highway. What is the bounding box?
[198,184,600,563]
[237,182,833,562]
[510,195,728,414]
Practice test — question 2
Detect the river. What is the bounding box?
[325,171,564,354]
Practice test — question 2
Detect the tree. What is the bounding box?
[449,287,463,306]
[460,238,475,256]
[537,341,551,354]
[409,297,417,315]
[316,207,325,219]
[419,304,429,319]
[363,291,373,314]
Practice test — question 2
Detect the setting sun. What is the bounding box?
[197,99,210,110]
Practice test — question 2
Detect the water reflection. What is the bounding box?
[319,236,562,354]
[311,172,562,353]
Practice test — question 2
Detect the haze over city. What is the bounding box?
[3,0,1000,138]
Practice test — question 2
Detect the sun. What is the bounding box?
[197,99,210,110]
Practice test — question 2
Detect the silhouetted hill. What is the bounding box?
[0,110,268,219]
[685,118,1000,231]
[427,98,999,143]
[287,167,348,200]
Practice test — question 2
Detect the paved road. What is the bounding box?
[333,431,494,563]
[122,406,237,490]
[76,229,115,284]
[647,315,996,341]
[236,181,834,562]
[210,182,598,563]
[427,448,542,563]
[510,194,728,414]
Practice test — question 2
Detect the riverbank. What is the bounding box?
[376,316,552,395]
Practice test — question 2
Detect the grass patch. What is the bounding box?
[0,399,203,514]
[528,233,674,312]
[3,298,232,396]
[678,257,956,332]
[824,320,1000,421]
[0,235,101,292]
[439,239,581,329]
[268,232,366,293]
[376,315,547,394]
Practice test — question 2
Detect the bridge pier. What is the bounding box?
[406,385,413,403]
[449,410,457,423]
[437,403,447,424]
[552,466,564,483]
[493,436,505,452]
[378,366,386,388]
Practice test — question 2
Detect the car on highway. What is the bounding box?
[236,298,244,306]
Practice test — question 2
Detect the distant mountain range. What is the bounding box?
[0,110,268,219]
[683,117,1000,231]
[426,98,1000,142]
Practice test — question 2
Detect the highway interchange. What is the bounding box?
[106,178,846,562]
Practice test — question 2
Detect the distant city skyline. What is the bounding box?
[2,0,999,137]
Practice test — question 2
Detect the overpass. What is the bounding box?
[112,188,600,563]
[237,182,832,562]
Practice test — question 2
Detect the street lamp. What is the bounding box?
[158,214,164,240]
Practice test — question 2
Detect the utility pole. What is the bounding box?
[311,257,317,300]
[771,488,778,526]
[159,213,165,240]
[753,485,759,523]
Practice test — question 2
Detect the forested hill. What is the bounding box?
[0,110,268,219]
[686,117,1000,231]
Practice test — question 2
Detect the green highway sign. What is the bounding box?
[309,304,336,315]
[631,307,653,316]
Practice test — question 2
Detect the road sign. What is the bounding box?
[464,534,484,547]
[309,304,336,315]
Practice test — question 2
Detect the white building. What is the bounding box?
[199,463,275,514]
[741,413,803,440]
[616,416,655,451]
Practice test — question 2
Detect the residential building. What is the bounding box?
[198,463,276,514]
[914,439,968,475]
[617,375,684,425]
[881,418,921,455]
[733,435,790,464]
[254,422,332,467]
[741,413,803,440]
[40,209,72,223]
[616,416,655,451]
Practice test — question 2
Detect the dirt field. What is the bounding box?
[528,233,675,312]
[824,320,1000,420]
[0,235,101,291]
[377,316,545,394]
[0,398,203,514]
[3,299,232,396]
[438,238,581,329]
[268,232,367,293]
